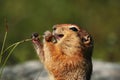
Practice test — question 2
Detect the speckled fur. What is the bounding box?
[32,24,93,80]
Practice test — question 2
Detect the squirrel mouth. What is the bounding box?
[54,34,64,40]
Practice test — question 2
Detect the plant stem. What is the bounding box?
[0,32,8,63]
[3,39,32,53]
[0,43,19,78]
[0,38,32,78]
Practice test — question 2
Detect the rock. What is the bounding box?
[92,60,120,80]
[1,60,120,80]
[1,61,48,80]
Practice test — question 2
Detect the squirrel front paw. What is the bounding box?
[43,30,53,42]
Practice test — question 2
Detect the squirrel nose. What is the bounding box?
[31,32,39,39]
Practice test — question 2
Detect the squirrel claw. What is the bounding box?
[43,31,53,42]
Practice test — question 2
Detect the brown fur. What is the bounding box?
[32,24,93,80]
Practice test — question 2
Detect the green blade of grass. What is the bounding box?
[0,17,32,79]
[0,38,32,78]
[0,43,19,78]
[0,17,8,64]
[3,39,32,53]
[0,31,8,63]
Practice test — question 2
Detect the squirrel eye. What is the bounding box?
[69,27,78,32]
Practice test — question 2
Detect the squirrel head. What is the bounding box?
[52,24,93,47]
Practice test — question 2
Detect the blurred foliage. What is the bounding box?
[0,0,120,65]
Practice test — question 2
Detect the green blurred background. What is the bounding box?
[0,0,120,65]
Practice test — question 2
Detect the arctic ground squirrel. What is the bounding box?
[32,24,94,80]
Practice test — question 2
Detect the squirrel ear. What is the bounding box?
[82,35,91,45]
[78,29,93,47]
